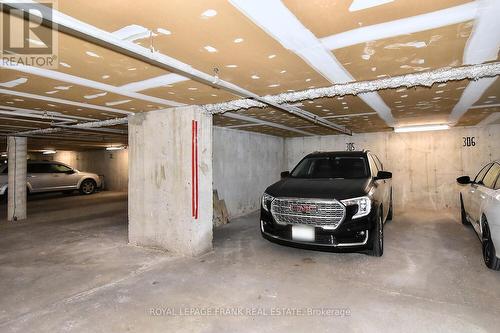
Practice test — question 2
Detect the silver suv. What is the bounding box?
[0,161,102,197]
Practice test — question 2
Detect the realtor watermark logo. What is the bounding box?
[1,1,58,68]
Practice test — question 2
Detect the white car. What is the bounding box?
[457,161,500,270]
[0,161,102,198]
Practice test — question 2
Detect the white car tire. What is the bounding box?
[482,219,500,271]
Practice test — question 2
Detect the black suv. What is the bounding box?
[260,151,393,256]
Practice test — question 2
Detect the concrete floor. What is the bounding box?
[0,192,499,332]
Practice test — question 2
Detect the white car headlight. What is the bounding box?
[261,193,275,212]
[341,196,371,219]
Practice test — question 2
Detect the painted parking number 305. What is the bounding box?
[463,136,476,147]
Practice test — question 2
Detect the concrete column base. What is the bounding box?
[128,107,213,256]
[7,136,27,222]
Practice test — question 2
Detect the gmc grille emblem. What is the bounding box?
[290,204,318,214]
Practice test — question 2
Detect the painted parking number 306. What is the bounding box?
[463,136,476,147]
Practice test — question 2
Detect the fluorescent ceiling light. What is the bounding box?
[349,0,394,12]
[42,150,56,155]
[106,146,126,151]
[394,124,450,133]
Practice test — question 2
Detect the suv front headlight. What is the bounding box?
[341,196,371,219]
[261,193,275,212]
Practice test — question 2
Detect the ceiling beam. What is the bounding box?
[221,113,314,136]
[320,2,478,51]
[0,124,39,130]
[478,112,500,126]
[0,88,133,115]
[449,0,500,124]
[117,73,189,92]
[470,103,500,109]
[0,115,58,125]
[229,0,395,127]
[324,112,377,119]
[2,0,349,135]
[1,61,186,107]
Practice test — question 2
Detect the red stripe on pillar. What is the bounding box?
[194,120,199,220]
[191,120,199,220]
[191,120,195,218]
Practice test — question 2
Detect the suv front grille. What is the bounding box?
[270,198,346,229]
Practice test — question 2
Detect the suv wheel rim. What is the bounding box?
[82,181,94,194]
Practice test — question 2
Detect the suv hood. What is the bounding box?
[265,177,371,201]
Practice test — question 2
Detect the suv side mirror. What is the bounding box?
[65,169,76,174]
[375,171,392,180]
[456,176,471,185]
[280,171,290,179]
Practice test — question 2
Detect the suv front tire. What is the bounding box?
[369,209,384,257]
[482,219,500,270]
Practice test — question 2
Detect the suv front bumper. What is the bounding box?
[260,207,377,252]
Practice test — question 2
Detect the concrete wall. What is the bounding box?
[40,149,128,192]
[32,122,498,216]
[213,127,285,218]
[284,124,500,212]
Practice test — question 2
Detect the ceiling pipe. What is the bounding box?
[15,134,123,143]
[1,1,350,135]
[11,117,128,137]
[0,106,94,122]
[202,62,500,114]
[50,124,127,135]
[0,116,63,125]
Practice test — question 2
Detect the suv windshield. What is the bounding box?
[290,156,369,179]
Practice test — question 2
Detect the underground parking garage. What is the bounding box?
[0,0,500,331]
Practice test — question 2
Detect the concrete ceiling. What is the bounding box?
[0,0,499,149]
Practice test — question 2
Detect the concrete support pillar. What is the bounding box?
[7,136,27,222]
[128,106,213,256]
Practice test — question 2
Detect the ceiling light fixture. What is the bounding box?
[349,0,394,12]
[394,124,450,133]
[204,45,218,53]
[201,9,217,18]
[42,149,56,155]
[106,146,126,151]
